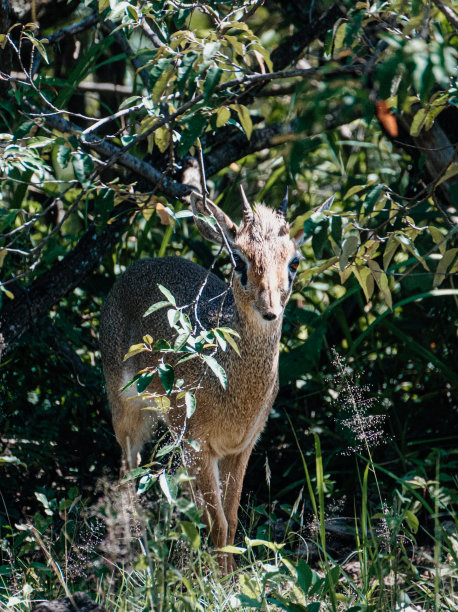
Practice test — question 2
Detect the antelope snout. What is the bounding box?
[256,290,283,321]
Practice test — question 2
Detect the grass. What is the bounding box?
[1,358,457,611]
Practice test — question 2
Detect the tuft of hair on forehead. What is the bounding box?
[240,203,290,243]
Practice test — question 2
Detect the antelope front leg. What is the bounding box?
[220,448,253,572]
[185,445,229,572]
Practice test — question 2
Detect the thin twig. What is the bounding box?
[82,64,361,137]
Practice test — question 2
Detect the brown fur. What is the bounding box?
[99,192,301,573]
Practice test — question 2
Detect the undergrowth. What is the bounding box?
[1,355,456,611]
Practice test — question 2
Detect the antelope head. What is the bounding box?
[191,187,302,323]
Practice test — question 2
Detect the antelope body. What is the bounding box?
[99,188,302,572]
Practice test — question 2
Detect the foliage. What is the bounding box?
[0,0,457,609]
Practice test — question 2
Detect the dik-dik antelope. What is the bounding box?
[100,185,306,572]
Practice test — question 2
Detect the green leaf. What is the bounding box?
[353,266,374,302]
[72,152,93,187]
[152,63,174,104]
[217,327,240,337]
[179,113,207,153]
[0,455,21,465]
[167,308,180,329]
[158,363,174,394]
[410,108,427,137]
[123,343,148,362]
[136,371,155,394]
[120,466,151,484]
[202,354,227,388]
[180,521,201,549]
[363,185,383,213]
[156,442,177,458]
[330,215,342,245]
[204,65,222,99]
[159,472,174,504]
[144,301,170,317]
[383,235,400,270]
[333,21,348,56]
[405,510,419,533]
[230,104,253,140]
[23,33,49,64]
[175,352,198,366]
[368,260,392,309]
[429,225,446,255]
[215,106,231,128]
[214,328,227,351]
[174,332,190,351]
[344,185,365,200]
[296,559,313,595]
[157,284,176,305]
[185,392,196,418]
[153,339,172,351]
[179,311,192,332]
[203,41,220,61]
[221,330,240,356]
[137,473,155,496]
[27,137,54,148]
[154,126,171,154]
[339,235,359,271]
[120,372,142,392]
[433,248,458,288]
[217,545,246,554]
[436,162,458,188]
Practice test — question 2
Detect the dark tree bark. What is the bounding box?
[0,0,16,97]
[271,3,344,71]
[0,203,131,354]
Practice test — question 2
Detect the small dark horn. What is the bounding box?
[279,186,288,218]
[240,185,254,223]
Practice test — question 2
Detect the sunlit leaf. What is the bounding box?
[202,354,227,388]
[185,392,196,419]
[157,285,176,306]
[144,301,170,317]
[159,472,173,504]
[123,343,148,362]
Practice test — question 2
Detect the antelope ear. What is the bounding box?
[293,227,306,248]
[190,191,238,246]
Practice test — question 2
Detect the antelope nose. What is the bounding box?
[263,312,277,321]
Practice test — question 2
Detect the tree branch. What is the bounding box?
[271,3,345,71]
[23,105,191,199]
[0,202,131,354]
[31,14,100,76]
[0,0,16,97]
[0,115,325,355]
[432,0,458,33]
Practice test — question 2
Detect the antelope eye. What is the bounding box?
[233,253,247,272]
[233,252,248,287]
[288,257,300,273]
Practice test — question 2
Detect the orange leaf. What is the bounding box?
[376,100,398,138]
[156,202,171,225]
